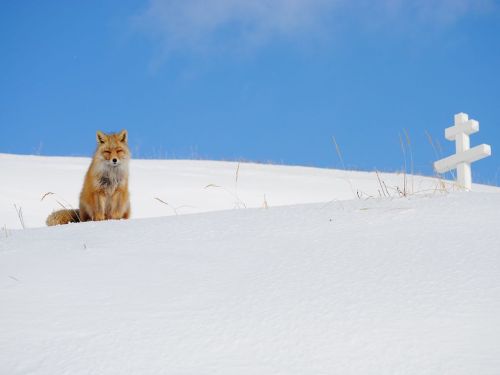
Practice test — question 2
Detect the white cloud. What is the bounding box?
[136,0,337,54]
[135,0,495,57]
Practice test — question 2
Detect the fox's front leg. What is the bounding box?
[80,192,105,221]
[93,193,107,221]
[109,189,129,220]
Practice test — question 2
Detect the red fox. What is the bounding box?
[46,130,131,226]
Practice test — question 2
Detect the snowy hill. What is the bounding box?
[1,153,497,230]
[1,154,500,374]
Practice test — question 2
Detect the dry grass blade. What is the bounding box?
[13,204,25,229]
[403,129,414,194]
[383,180,392,198]
[235,162,240,184]
[332,136,344,167]
[154,197,179,215]
[40,192,55,201]
[398,132,408,197]
[154,197,195,215]
[425,130,440,160]
[205,183,246,208]
[375,170,391,198]
[2,224,9,238]
[332,136,356,199]
[154,197,169,205]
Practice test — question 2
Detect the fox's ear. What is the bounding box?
[96,131,107,144]
[118,129,128,143]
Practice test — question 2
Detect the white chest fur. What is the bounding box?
[94,162,128,192]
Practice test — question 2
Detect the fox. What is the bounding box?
[46,130,131,226]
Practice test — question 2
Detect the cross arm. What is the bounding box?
[434,144,491,173]
[445,120,479,140]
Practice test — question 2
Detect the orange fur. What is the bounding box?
[46,130,131,226]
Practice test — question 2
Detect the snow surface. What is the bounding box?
[1,153,497,230]
[1,154,500,374]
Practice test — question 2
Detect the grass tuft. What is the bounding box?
[13,204,25,229]
[2,224,10,238]
[205,163,247,209]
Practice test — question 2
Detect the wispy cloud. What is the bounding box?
[376,0,494,24]
[135,0,495,57]
[136,0,337,54]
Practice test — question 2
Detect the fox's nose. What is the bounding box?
[112,158,118,163]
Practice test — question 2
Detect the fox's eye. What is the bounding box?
[103,151,111,155]
[116,149,124,154]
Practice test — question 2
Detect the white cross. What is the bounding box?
[434,113,491,190]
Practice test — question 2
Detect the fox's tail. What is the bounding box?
[46,209,81,226]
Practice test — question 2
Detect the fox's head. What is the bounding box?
[95,130,131,167]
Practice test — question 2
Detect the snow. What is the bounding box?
[1,153,500,374]
[1,153,497,230]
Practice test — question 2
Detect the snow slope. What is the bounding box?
[1,154,500,374]
[1,153,497,230]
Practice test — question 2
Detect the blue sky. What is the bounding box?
[1,0,499,184]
